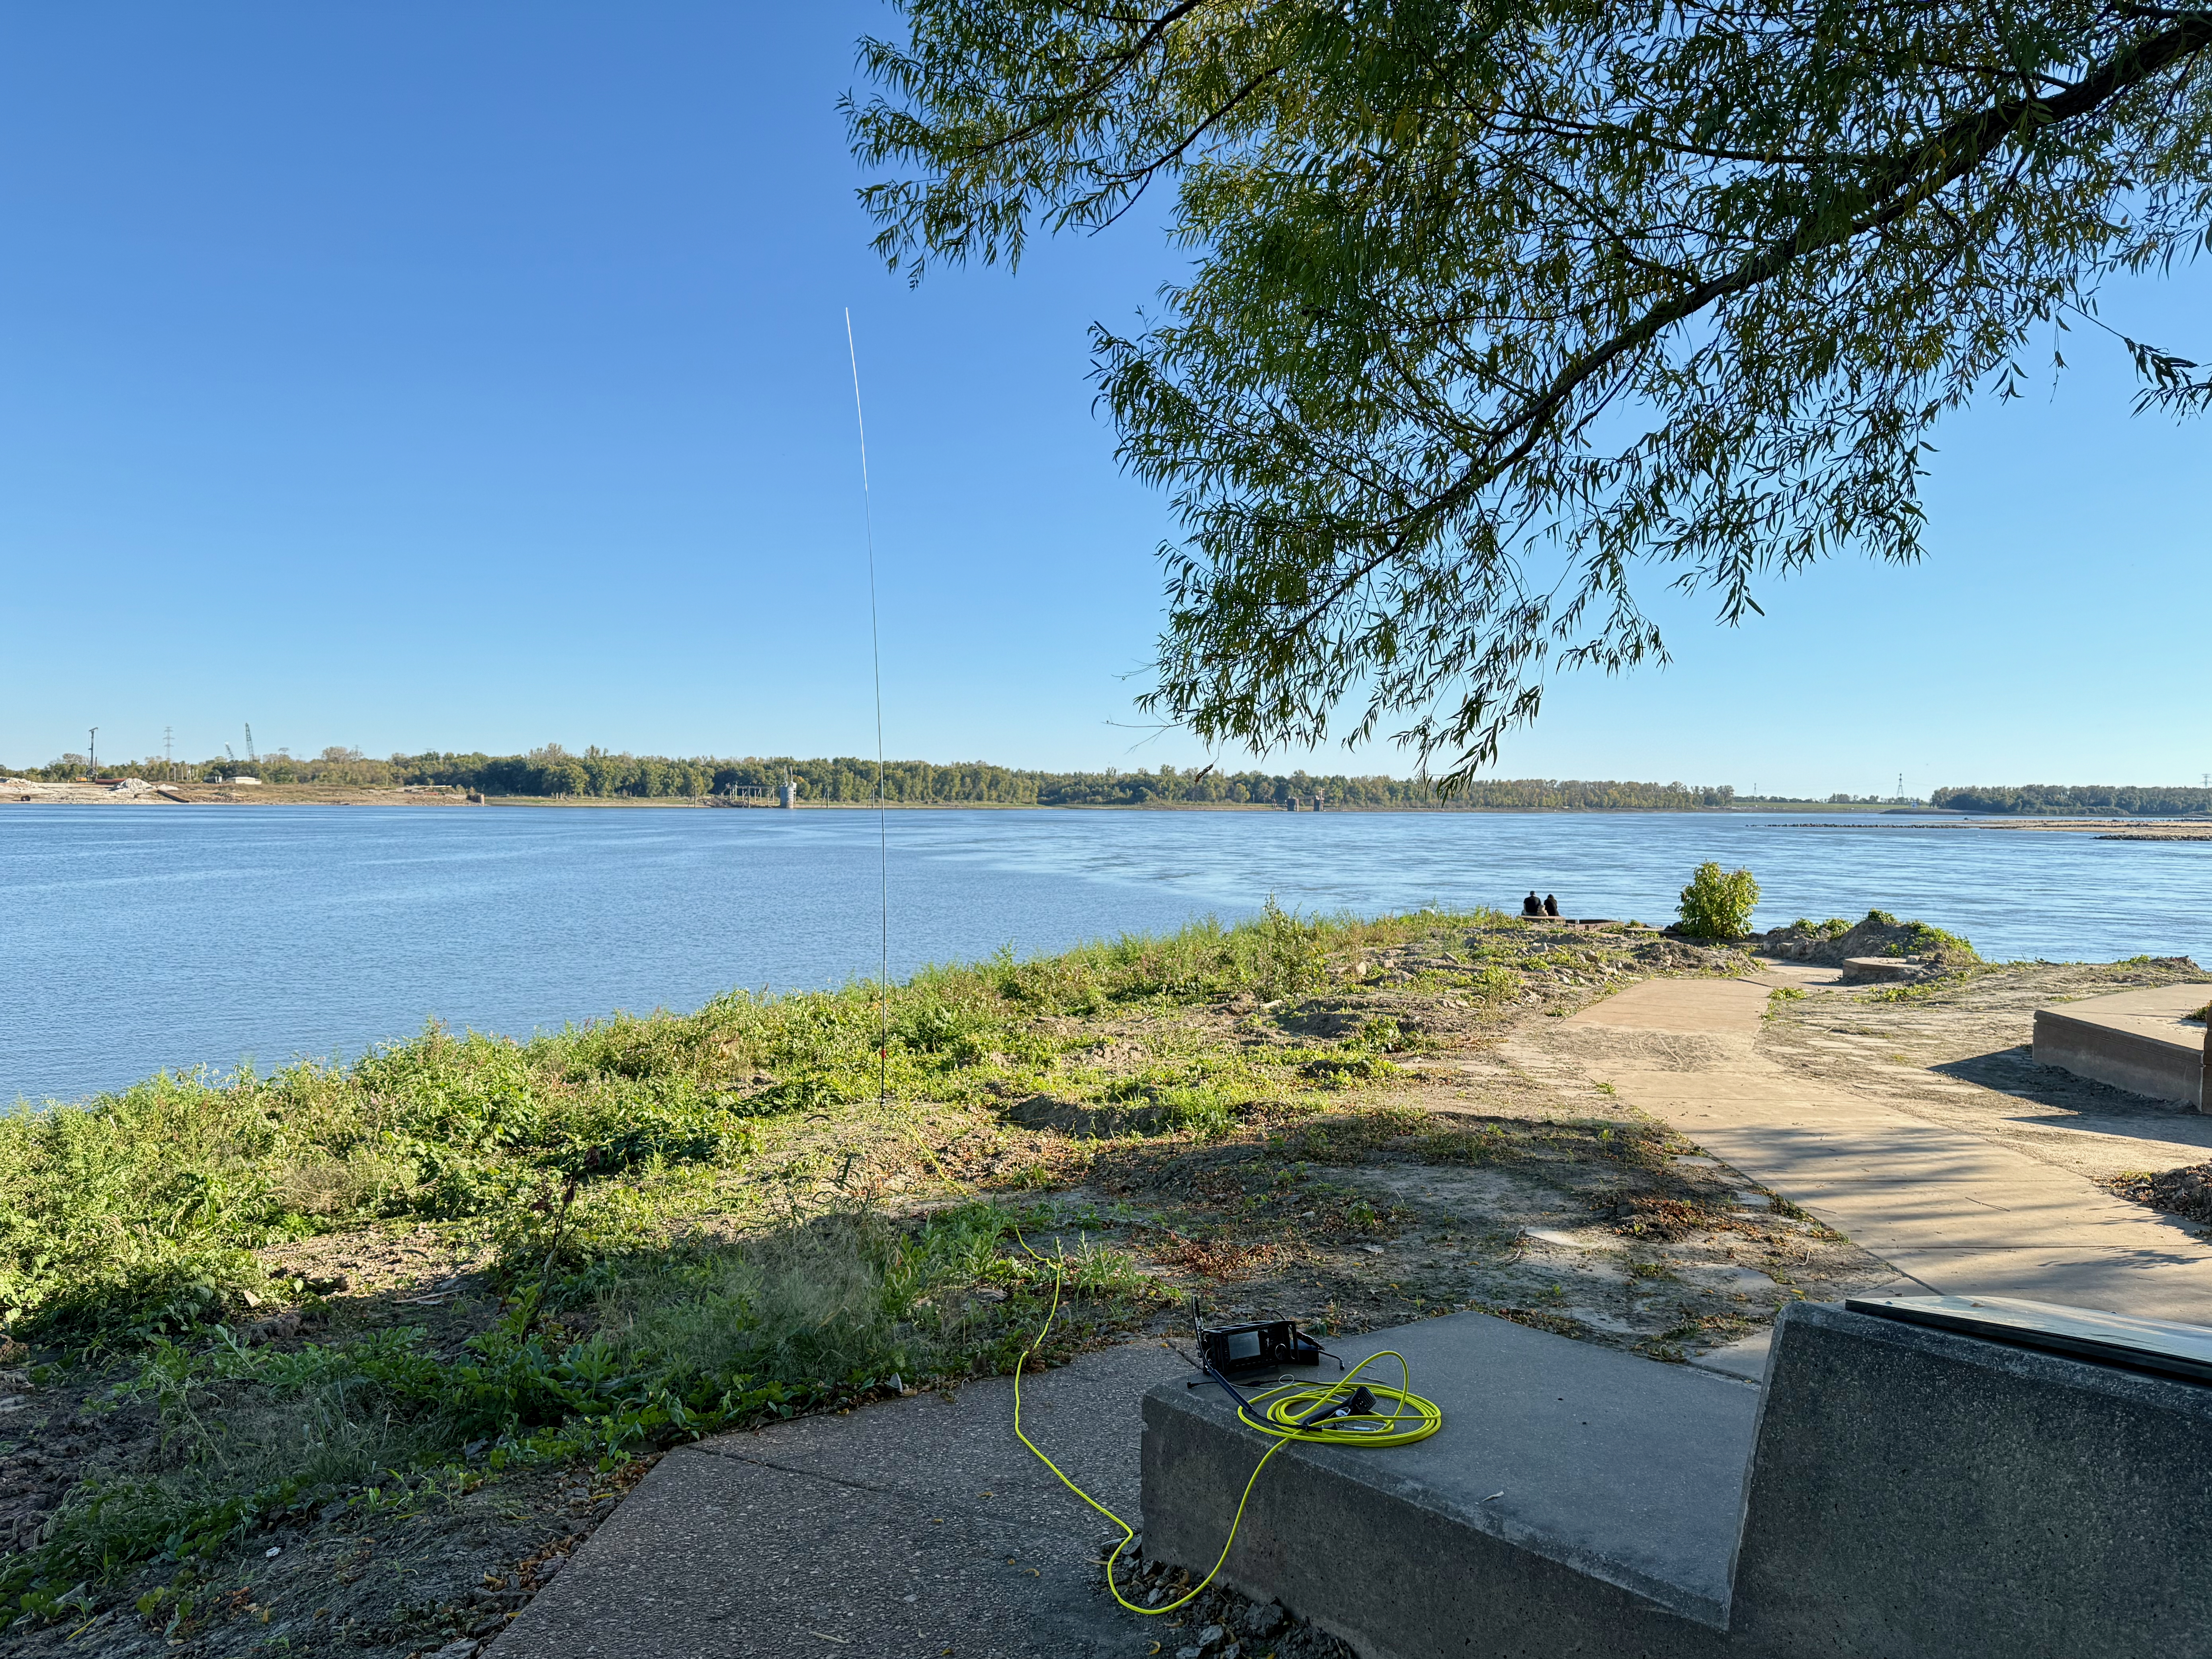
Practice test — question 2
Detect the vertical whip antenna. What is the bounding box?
[845,308,889,1112]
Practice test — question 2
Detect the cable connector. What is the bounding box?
[1296,1383,1377,1426]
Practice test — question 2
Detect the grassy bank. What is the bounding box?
[0,905,1841,1653]
[1,903,1455,1343]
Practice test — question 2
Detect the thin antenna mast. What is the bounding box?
[846,309,889,1112]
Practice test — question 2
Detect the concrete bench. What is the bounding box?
[1837,956,1918,982]
[2032,982,2208,1109]
[1142,1299,2212,1658]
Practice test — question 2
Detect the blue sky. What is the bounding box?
[2,3,2205,799]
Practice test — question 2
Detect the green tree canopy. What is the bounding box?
[848,1,2212,782]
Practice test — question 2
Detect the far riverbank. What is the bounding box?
[7,776,1949,814]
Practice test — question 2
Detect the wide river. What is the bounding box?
[5,805,2207,1107]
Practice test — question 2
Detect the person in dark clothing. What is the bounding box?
[1523,891,1545,916]
[1544,894,1560,917]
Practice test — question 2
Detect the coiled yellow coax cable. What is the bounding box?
[1012,1238,1443,1618]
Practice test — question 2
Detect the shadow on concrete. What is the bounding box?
[1933,1045,2209,1139]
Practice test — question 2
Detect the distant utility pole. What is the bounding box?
[164,725,173,767]
[1897,770,1905,801]
[88,727,97,774]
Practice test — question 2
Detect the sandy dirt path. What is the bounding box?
[1511,971,2212,1325]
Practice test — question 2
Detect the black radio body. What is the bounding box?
[1196,1318,1327,1378]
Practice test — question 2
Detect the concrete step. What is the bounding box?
[1142,1310,1756,1657]
[1144,1301,2212,1659]
[2034,983,2208,1108]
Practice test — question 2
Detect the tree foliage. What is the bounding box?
[1932,782,2212,815]
[2,747,1743,808]
[848,0,2212,783]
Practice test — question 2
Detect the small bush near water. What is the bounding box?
[1676,862,1760,940]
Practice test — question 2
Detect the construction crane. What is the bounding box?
[244,724,258,764]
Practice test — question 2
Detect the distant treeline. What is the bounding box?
[1932,784,2212,817]
[4,745,1748,809]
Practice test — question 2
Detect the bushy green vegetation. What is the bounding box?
[1783,917,1855,939]
[0,901,1407,1344]
[1,743,1749,809]
[1677,863,1760,940]
[1896,920,1979,963]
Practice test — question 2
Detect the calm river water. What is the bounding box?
[5,805,2207,1106]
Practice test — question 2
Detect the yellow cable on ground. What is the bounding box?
[1011,1233,1442,1618]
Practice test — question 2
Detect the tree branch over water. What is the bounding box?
[848,0,2212,786]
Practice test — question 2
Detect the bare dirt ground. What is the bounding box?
[1038,1041,1894,1363]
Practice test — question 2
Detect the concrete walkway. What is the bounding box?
[1546,977,2212,1325]
[489,1342,1178,1659]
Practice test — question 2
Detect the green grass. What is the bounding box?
[1,903,1569,1630]
[3,1200,1155,1628]
[2,899,1479,1348]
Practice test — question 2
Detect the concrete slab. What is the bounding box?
[1147,1299,2212,1659]
[490,1340,1180,1659]
[1547,979,2212,1323]
[1839,956,1915,982]
[1746,960,1844,987]
[1562,978,1768,1033]
[2034,982,2206,1108]
[1684,1328,1772,1382]
[1141,1310,1758,1658]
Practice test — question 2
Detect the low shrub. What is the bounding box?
[1899,921,1979,964]
[1677,863,1760,940]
